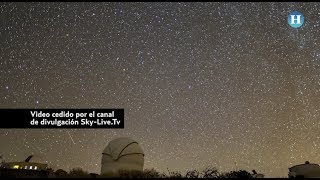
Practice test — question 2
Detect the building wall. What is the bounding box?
[0,168,49,178]
[2,162,47,171]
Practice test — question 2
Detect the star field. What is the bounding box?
[0,2,319,177]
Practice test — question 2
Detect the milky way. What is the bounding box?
[0,2,319,177]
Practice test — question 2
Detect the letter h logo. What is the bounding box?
[288,11,304,28]
[291,14,301,25]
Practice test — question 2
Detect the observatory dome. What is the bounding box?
[289,161,320,178]
[101,137,144,175]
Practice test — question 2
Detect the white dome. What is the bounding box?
[101,137,144,175]
[289,163,320,178]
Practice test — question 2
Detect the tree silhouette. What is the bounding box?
[69,167,90,177]
[54,169,68,177]
[143,168,167,178]
[223,170,253,178]
[117,169,147,178]
[185,169,200,178]
[168,171,183,178]
[201,167,219,178]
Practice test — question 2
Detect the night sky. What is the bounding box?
[0,2,319,177]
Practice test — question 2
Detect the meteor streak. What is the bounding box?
[67,131,76,145]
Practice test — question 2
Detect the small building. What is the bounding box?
[2,155,48,171]
[0,155,49,178]
[288,161,320,178]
